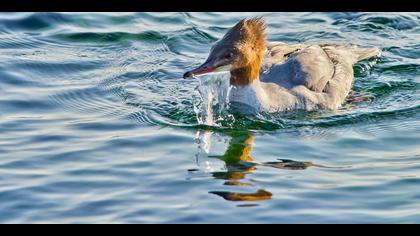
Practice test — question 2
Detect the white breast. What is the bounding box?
[228,80,265,112]
[228,79,302,113]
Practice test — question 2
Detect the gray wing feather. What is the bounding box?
[262,44,335,93]
[261,42,380,110]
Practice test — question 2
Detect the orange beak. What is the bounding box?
[183,60,218,79]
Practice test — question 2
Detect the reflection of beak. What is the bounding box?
[183,59,218,79]
[210,189,272,201]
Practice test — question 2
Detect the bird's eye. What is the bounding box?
[225,52,233,59]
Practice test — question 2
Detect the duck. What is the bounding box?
[183,17,380,113]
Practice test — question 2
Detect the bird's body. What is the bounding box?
[229,42,380,113]
[184,17,380,113]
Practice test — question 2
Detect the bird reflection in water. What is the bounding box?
[189,130,325,204]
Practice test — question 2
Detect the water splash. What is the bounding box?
[193,71,233,126]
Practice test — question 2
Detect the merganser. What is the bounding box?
[183,17,380,113]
